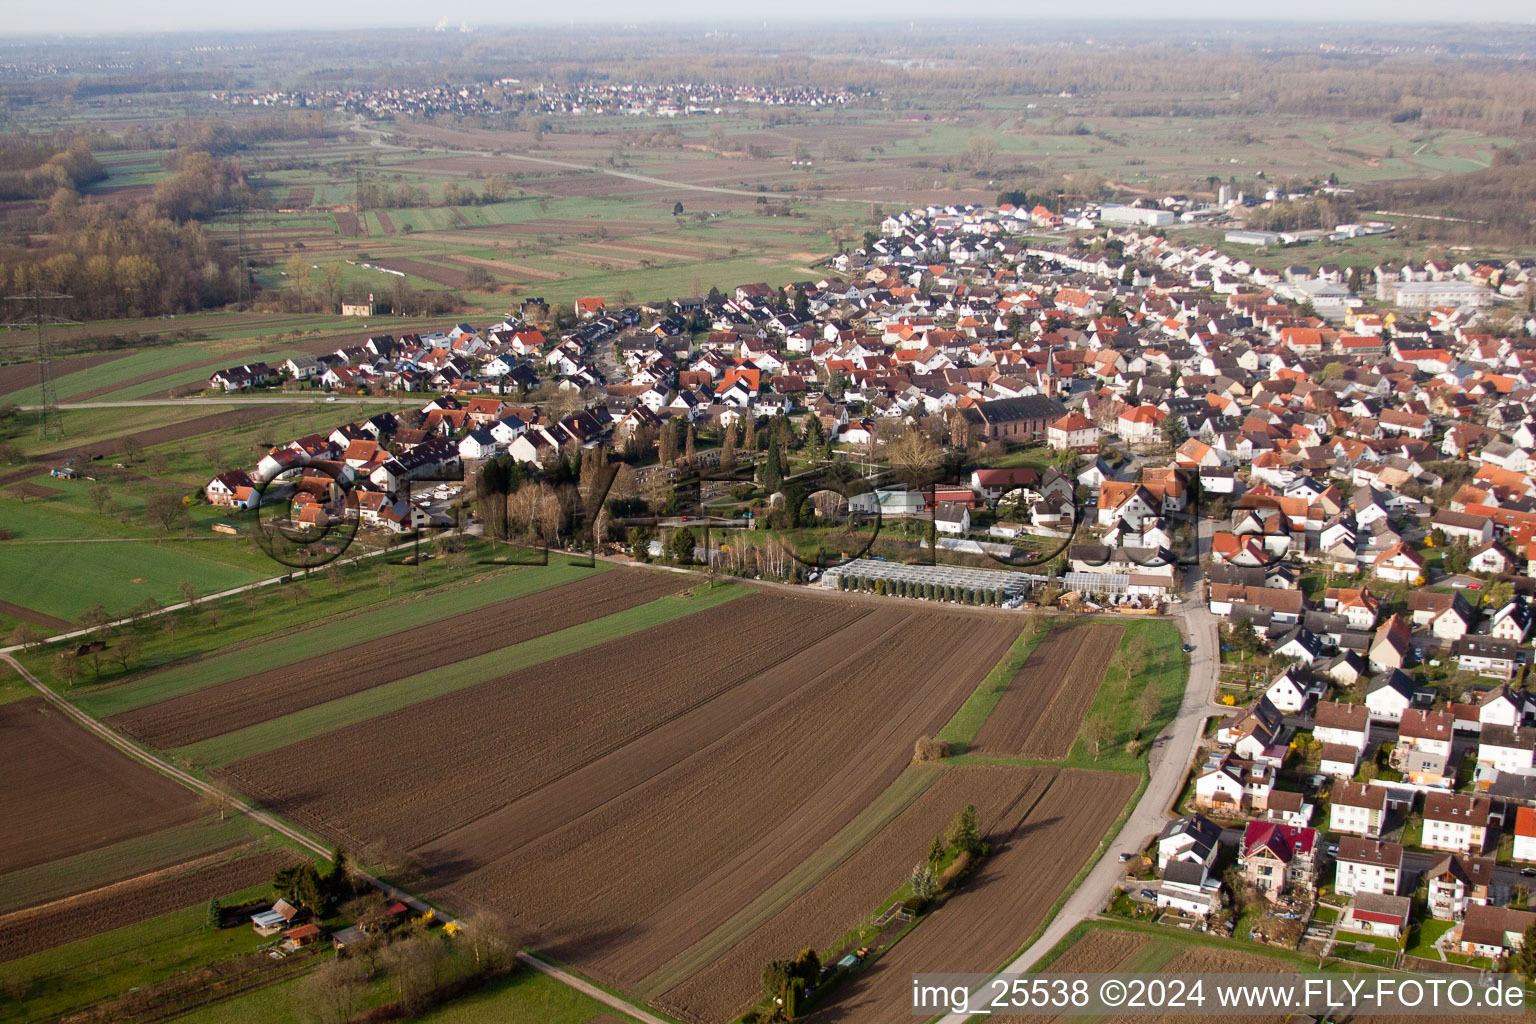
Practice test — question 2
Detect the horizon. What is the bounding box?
[6,4,1535,37]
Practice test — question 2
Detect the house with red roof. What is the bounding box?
[1239,821,1318,900]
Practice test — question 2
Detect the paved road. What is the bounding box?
[932,571,1220,1023]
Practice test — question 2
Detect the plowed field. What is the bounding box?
[110,569,684,748]
[0,699,202,875]
[810,768,1138,1024]
[222,591,1024,1004]
[0,850,300,963]
[657,765,1059,1024]
[972,623,1124,759]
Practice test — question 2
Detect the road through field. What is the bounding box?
[929,571,1219,1024]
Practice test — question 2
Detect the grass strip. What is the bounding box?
[176,583,748,766]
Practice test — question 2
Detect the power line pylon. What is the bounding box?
[4,290,77,441]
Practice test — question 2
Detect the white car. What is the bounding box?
[324,396,338,403]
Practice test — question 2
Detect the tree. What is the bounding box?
[145,490,188,536]
[684,424,697,463]
[179,579,198,608]
[200,779,239,822]
[460,912,514,973]
[381,932,450,1016]
[1084,714,1115,758]
[910,862,937,903]
[1320,361,1346,381]
[1161,415,1187,448]
[53,649,79,686]
[113,634,141,672]
[888,427,940,491]
[659,420,679,465]
[273,863,327,914]
[928,835,946,867]
[1230,617,1260,655]
[120,434,144,463]
[300,958,367,1024]
[945,804,981,856]
[87,483,112,514]
[1511,919,1536,980]
[8,624,40,652]
[759,438,783,493]
[720,423,737,472]
[672,201,684,216]
[668,526,697,566]
[1136,683,1160,734]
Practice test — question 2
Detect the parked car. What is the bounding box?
[1181,643,1194,653]
[1118,852,1132,863]
[1140,888,1156,899]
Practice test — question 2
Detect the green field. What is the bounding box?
[165,955,611,1024]
[1,538,272,624]
[0,879,294,1024]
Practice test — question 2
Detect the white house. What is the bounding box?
[1423,792,1493,854]
[1330,782,1389,839]
[1514,807,1536,864]
[1334,837,1404,897]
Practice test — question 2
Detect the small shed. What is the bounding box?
[282,923,323,950]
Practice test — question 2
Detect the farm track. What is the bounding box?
[0,698,203,875]
[810,768,1138,1023]
[223,592,863,850]
[426,607,1017,992]
[109,570,685,749]
[0,849,301,964]
[971,623,1124,759]
[656,765,1059,1024]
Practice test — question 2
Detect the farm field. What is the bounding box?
[655,763,1060,1023]
[811,767,1138,1023]
[109,568,687,748]
[0,847,299,964]
[971,621,1124,760]
[66,558,606,716]
[0,698,204,874]
[203,590,1026,1015]
[0,693,312,1010]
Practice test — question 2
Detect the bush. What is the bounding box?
[939,849,974,889]
[913,735,951,762]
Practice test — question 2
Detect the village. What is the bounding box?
[183,199,1536,975]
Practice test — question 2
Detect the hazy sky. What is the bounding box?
[7,1,1530,35]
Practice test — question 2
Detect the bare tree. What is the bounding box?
[87,483,112,514]
[179,580,198,609]
[113,634,141,673]
[1136,684,1160,734]
[8,624,40,652]
[200,779,240,822]
[382,932,450,1015]
[300,958,367,1024]
[459,913,515,973]
[1083,715,1114,758]
[887,426,941,491]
